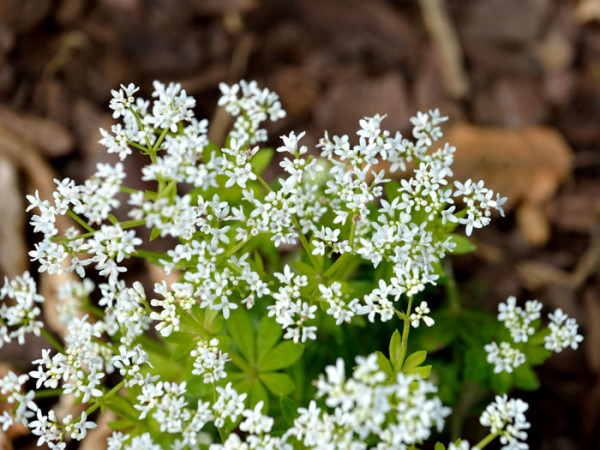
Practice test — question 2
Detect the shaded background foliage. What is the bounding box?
[0,0,598,448]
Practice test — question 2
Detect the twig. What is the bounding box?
[419,0,469,99]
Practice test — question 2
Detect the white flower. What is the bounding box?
[480,395,530,449]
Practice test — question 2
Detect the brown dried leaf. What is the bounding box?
[447,124,574,210]
[0,156,27,278]
[0,106,74,157]
[576,0,600,23]
[446,124,573,245]
[516,202,551,246]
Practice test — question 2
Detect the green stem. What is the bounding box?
[443,259,461,313]
[153,127,170,152]
[256,174,272,193]
[67,210,95,234]
[323,215,357,279]
[475,432,498,449]
[86,380,126,417]
[34,388,63,399]
[398,295,414,369]
[225,238,250,258]
[40,328,64,353]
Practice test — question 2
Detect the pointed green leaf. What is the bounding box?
[172,339,197,362]
[228,308,255,363]
[108,419,134,431]
[449,233,476,254]
[513,364,540,391]
[251,148,275,174]
[389,329,402,370]
[257,316,283,364]
[280,396,299,425]
[250,381,269,411]
[229,351,254,374]
[375,351,393,375]
[150,226,161,241]
[164,331,196,344]
[260,341,303,372]
[435,443,446,450]
[406,364,432,379]
[491,370,513,394]
[403,350,427,371]
[260,372,295,396]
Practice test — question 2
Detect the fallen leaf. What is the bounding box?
[0,106,74,157]
[516,202,551,247]
[576,0,600,23]
[445,123,574,245]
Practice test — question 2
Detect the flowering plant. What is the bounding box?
[0,80,583,449]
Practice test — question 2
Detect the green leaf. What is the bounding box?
[435,443,446,450]
[172,339,197,362]
[491,370,513,394]
[449,233,476,254]
[513,364,540,391]
[257,315,283,364]
[150,226,161,241]
[229,351,254,374]
[280,396,299,425]
[260,372,296,396]
[108,419,133,431]
[260,341,304,372]
[389,329,402,371]
[251,148,275,174]
[405,364,432,379]
[463,347,489,382]
[164,331,196,344]
[403,350,427,371]
[250,381,270,411]
[375,351,393,375]
[104,394,139,422]
[525,345,552,366]
[384,179,401,201]
[228,308,256,363]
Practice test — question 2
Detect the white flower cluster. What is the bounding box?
[498,296,542,343]
[0,371,37,431]
[191,338,230,384]
[268,265,317,343]
[545,308,583,353]
[410,300,435,328]
[218,80,286,144]
[485,296,583,374]
[484,341,526,374]
[0,272,44,347]
[7,79,520,448]
[480,395,530,450]
[292,353,450,448]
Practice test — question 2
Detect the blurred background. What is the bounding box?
[0,0,599,448]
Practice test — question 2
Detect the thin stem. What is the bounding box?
[225,238,250,258]
[40,328,64,353]
[398,295,414,369]
[86,380,126,417]
[34,388,63,399]
[475,432,498,449]
[323,215,357,279]
[67,210,95,234]
[291,216,321,270]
